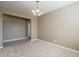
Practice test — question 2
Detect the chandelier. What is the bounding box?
[32,1,43,16]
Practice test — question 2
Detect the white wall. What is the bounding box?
[31,17,38,39]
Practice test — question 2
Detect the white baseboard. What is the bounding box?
[31,39,38,42]
[3,37,28,43]
[39,39,79,54]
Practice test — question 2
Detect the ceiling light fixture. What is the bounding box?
[32,1,43,16]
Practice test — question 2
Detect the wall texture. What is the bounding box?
[38,2,79,51]
[3,15,27,41]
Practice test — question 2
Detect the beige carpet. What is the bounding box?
[0,39,79,57]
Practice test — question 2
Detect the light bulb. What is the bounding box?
[32,10,37,16]
[32,10,35,13]
[36,9,40,13]
[38,13,41,16]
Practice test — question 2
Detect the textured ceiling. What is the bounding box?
[0,1,75,17]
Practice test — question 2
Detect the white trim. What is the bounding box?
[31,39,39,42]
[38,39,79,54]
[3,37,28,43]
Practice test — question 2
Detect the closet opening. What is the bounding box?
[2,14,31,45]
